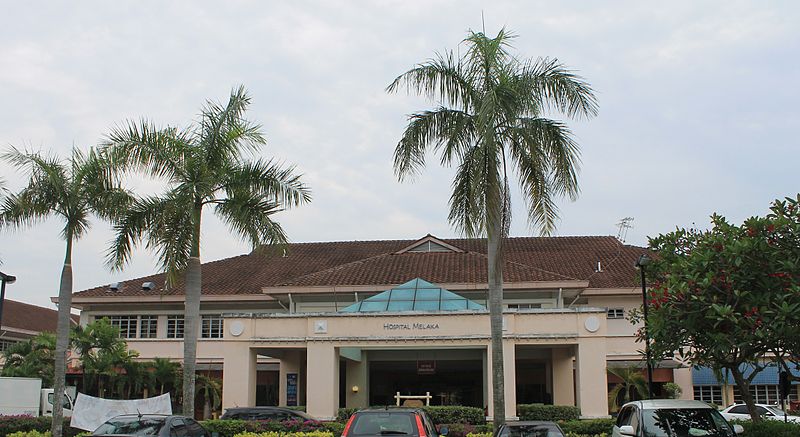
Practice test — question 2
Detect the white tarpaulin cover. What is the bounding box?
[69,392,172,431]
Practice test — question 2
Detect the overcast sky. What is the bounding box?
[0,1,798,310]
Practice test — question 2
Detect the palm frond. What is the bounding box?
[517,57,599,119]
[220,159,311,208]
[214,191,289,250]
[103,119,189,181]
[201,85,266,168]
[387,52,475,110]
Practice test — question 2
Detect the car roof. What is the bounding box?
[109,414,170,419]
[622,400,715,410]
[356,407,424,413]
[503,421,559,426]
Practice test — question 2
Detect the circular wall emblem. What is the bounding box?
[584,316,600,333]
[229,320,245,337]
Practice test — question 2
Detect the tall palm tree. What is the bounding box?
[0,147,129,437]
[152,357,181,395]
[608,366,648,412]
[195,373,222,420]
[387,29,597,424]
[103,85,311,417]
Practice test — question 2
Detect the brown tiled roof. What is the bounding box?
[73,235,646,299]
[0,299,77,333]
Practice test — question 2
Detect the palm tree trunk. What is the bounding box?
[488,211,506,426]
[182,204,202,418]
[51,238,73,437]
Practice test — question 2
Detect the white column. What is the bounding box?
[222,346,257,410]
[673,367,694,400]
[575,338,609,418]
[503,340,518,421]
[552,347,575,406]
[279,349,302,406]
[306,343,339,420]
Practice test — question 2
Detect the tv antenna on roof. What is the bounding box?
[616,217,634,243]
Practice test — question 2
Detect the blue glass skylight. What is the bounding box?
[339,278,485,313]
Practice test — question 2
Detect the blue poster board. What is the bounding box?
[287,373,298,406]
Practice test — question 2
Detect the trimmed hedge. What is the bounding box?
[232,433,332,437]
[336,406,485,425]
[202,419,345,437]
[8,432,52,437]
[738,420,800,437]
[559,419,614,436]
[516,404,580,421]
[0,416,84,437]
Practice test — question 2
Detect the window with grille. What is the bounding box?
[0,339,18,352]
[734,385,797,404]
[139,316,158,338]
[508,303,543,310]
[693,385,723,405]
[107,315,138,338]
[607,308,626,319]
[167,315,184,339]
[201,315,223,339]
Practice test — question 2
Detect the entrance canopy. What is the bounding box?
[339,278,485,312]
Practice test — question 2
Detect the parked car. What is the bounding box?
[92,414,209,437]
[612,400,743,437]
[495,421,565,437]
[341,407,446,437]
[220,406,315,421]
[719,403,800,423]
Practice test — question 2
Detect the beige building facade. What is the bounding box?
[70,235,699,420]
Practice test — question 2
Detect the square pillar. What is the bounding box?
[345,351,368,408]
[575,338,609,418]
[222,346,257,410]
[280,349,303,406]
[503,341,518,421]
[673,367,694,400]
[552,347,575,406]
[306,343,339,420]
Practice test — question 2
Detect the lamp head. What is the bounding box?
[635,254,651,268]
[0,272,15,284]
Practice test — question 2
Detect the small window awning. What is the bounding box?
[339,278,485,313]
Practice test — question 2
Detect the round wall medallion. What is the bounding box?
[229,320,245,337]
[584,316,600,333]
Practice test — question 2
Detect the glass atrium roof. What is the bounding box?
[339,278,486,313]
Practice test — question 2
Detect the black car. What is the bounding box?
[495,421,565,437]
[220,406,315,421]
[341,408,446,437]
[92,414,209,437]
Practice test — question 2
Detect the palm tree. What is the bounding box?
[103,85,311,417]
[152,357,180,395]
[72,318,138,398]
[608,366,648,412]
[1,332,57,386]
[387,29,597,424]
[195,373,222,420]
[0,147,129,437]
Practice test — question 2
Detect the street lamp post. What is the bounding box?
[0,271,17,331]
[636,254,655,399]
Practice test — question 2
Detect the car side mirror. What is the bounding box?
[439,426,449,436]
[619,425,636,436]
[732,424,744,435]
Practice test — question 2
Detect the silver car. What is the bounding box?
[612,400,743,437]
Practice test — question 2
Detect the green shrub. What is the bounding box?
[738,420,800,437]
[559,419,614,436]
[422,407,485,425]
[472,423,493,434]
[202,419,248,437]
[516,404,580,421]
[336,408,359,423]
[0,416,83,437]
[321,421,345,437]
[564,434,606,437]
[466,433,490,437]
[232,432,332,437]
[8,432,52,437]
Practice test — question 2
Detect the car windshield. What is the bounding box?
[642,408,733,437]
[349,413,419,436]
[500,424,563,437]
[92,417,166,436]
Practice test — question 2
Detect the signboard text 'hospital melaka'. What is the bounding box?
[383,322,440,330]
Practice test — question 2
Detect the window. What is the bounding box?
[728,405,748,415]
[607,308,626,319]
[0,339,18,352]
[508,303,542,310]
[201,315,223,339]
[139,316,158,338]
[167,315,184,339]
[106,315,138,338]
[693,385,723,405]
[734,384,797,404]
